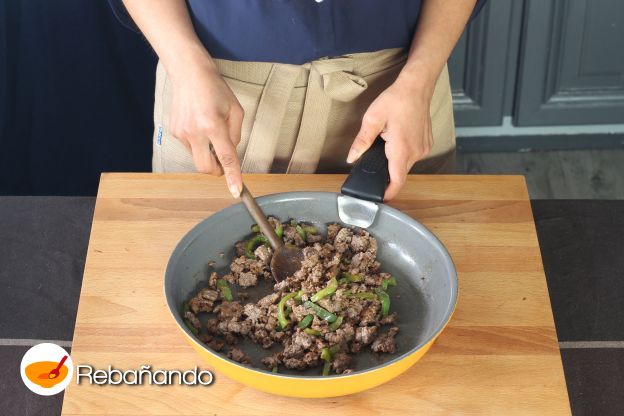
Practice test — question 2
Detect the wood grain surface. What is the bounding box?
[61,173,570,415]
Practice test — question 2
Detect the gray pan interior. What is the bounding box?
[164,192,457,377]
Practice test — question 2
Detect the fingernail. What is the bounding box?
[229,183,241,198]
[346,149,358,164]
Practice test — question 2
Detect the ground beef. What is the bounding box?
[227,347,252,364]
[355,326,378,345]
[188,288,219,314]
[199,334,225,352]
[184,311,201,330]
[214,301,243,321]
[332,352,352,374]
[371,327,399,354]
[350,233,370,252]
[238,272,258,287]
[254,245,272,264]
[187,220,401,376]
[333,228,352,253]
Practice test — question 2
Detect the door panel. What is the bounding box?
[515,0,624,126]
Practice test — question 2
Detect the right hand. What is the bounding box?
[168,57,244,197]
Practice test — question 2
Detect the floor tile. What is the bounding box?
[561,348,624,416]
[0,197,94,340]
[532,200,624,341]
[457,149,624,199]
[0,345,66,416]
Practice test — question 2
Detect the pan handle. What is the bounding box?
[341,136,389,203]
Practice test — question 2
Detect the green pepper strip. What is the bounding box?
[272,366,278,373]
[304,301,338,323]
[338,272,362,285]
[382,276,397,291]
[295,224,306,241]
[310,277,338,302]
[298,314,314,329]
[320,346,340,376]
[303,225,317,235]
[216,279,233,301]
[245,235,268,259]
[278,292,299,329]
[184,320,199,335]
[349,291,376,300]
[322,361,331,376]
[251,222,283,238]
[304,328,321,336]
[182,302,199,335]
[377,289,390,316]
[328,315,343,332]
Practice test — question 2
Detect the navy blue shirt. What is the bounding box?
[110,0,487,64]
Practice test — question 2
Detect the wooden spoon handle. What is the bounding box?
[239,185,283,250]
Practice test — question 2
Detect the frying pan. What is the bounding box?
[164,138,457,398]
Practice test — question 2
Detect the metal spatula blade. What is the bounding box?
[338,136,389,229]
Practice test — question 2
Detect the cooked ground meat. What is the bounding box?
[184,311,201,330]
[186,218,400,376]
[238,272,258,287]
[228,347,252,364]
[199,334,225,352]
[355,326,378,345]
[371,327,399,354]
[188,288,219,314]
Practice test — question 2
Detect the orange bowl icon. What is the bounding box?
[25,361,69,388]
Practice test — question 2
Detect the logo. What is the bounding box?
[20,343,74,396]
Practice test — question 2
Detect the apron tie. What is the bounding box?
[239,56,369,173]
[287,57,368,173]
[240,64,301,173]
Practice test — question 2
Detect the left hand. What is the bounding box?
[347,71,435,201]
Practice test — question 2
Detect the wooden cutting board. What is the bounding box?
[62,173,570,415]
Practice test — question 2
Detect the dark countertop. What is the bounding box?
[1,197,622,416]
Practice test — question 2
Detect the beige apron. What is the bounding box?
[152,48,456,174]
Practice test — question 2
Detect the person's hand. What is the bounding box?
[347,69,436,201]
[168,56,244,197]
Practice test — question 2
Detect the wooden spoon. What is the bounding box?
[239,185,303,283]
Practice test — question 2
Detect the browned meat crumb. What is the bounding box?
[371,327,399,354]
[214,301,243,321]
[227,347,252,364]
[327,223,342,240]
[208,271,219,288]
[380,311,397,326]
[254,245,272,264]
[355,326,378,345]
[199,334,225,352]
[359,300,381,326]
[188,288,219,313]
[332,351,352,374]
[261,354,281,369]
[184,311,201,330]
[238,271,258,287]
[333,228,352,253]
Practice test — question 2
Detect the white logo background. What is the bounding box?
[20,343,73,396]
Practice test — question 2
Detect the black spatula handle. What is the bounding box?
[341,136,389,203]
